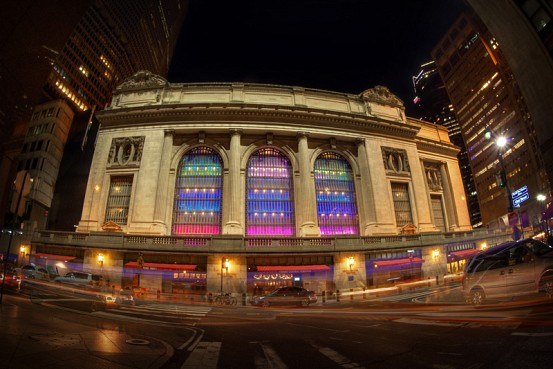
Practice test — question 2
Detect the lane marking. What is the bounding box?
[181,341,221,369]
[512,332,553,336]
[311,342,366,369]
[259,342,288,369]
[393,318,464,327]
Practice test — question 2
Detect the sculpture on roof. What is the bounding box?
[117,70,168,90]
[360,85,404,107]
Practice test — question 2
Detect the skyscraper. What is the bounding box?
[432,10,548,230]
[412,61,482,227]
[1,0,189,231]
[466,0,553,203]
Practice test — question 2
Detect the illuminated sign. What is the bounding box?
[512,185,529,208]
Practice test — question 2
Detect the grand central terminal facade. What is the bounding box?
[28,71,510,296]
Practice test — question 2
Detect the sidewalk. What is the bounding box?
[0,293,173,369]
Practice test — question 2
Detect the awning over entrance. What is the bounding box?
[32,253,77,262]
[124,261,197,271]
[372,257,424,268]
[256,265,331,273]
[448,249,480,260]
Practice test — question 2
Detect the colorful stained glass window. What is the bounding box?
[314,152,359,236]
[246,148,295,236]
[172,147,223,235]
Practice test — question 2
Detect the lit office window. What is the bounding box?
[246,148,295,236]
[105,176,133,225]
[314,152,359,236]
[391,182,413,228]
[172,147,223,235]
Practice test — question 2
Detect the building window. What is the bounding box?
[172,146,223,235]
[246,147,295,236]
[314,152,359,236]
[431,195,446,232]
[105,175,133,225]
[391,182,413,228]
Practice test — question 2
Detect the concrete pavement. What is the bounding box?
[0,293,174,369]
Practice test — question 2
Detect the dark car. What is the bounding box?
[462,238,553,305]
[251,286,318,307]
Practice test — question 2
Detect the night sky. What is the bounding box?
[168,0,469,115]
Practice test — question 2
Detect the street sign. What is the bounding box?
[511,185,529,208]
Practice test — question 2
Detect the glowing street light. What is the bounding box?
[485,130,513,213]
[220,257,230,295]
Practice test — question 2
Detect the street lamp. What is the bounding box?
[537,194,548,235]
[347,256,355,271]
[486,130,514,213]
[220,257,229,295]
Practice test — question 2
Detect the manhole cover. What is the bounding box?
[126,338,150,345]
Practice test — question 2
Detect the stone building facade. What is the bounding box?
[67,71,473,295]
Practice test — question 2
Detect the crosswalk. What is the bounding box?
[181,340,368,369]
[100,303,212,324]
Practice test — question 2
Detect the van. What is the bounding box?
[462,238,553,304]
[53,272,104,287]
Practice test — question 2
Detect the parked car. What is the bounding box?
[251,286,318,307]
[462,238,553,305]
[53,272,104,288]
[18,264,50,281]
[1,265,21,290]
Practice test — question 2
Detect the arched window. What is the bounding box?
[172,146,223,235]
[314,152,359,236]
[246,148,295,236]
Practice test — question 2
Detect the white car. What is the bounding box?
[54,272,104,287]
[462,238,553,305]
[18,264,50,281]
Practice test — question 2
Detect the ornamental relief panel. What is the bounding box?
[424,162,443,191]
[381,147,410,176]
[107,136,145,168]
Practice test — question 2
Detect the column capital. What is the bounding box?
[164,129,175,137]
[296,131,310,140]
[355,137,366,147]
[229,129,243,137]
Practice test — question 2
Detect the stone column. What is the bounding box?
[151,130,174,234]
[440,162,458,231]
[333,252,367,291]
[356,138,377,235]
[297,132,320,237]
[223,129,243,234]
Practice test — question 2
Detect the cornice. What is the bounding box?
[97,103,420,139]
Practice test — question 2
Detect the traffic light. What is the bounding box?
[484,130,493,140]
[495,170,507,188]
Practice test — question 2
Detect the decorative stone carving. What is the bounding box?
[360,85,404,107]
[107,136,145,168]
[424,162,443,191]
[382,147,410,175]
[400,223,417,234]
[101,221,123,233]
[117,70,169,90]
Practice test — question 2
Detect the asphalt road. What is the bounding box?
[1,283,552,369]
